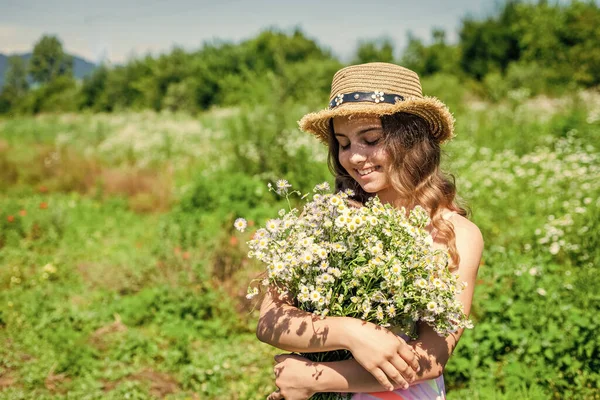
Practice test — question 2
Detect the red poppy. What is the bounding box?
[19,210,27,217]
[39,202,48,210]
[7,215,14,223]
[229,236,239,246]
[182,251,190,260]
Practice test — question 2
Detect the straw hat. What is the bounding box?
[298,62,455,143]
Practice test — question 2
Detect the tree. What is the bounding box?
[400,30,460,77]
[4,56,29,96]
[353,38,395,64]
[29,35,73,84]
[0,56,30,114]
[459,2,521,80]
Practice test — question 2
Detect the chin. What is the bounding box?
[358,181,386,194]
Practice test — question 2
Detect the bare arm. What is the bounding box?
[258,287,419,390]
[256,286,354,353]
[407,215,483,381]
[269,215,484,397]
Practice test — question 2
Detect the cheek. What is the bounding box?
[338,152,351,171]
[374,148,391,167]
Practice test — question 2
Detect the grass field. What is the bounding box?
[0,90,599,399]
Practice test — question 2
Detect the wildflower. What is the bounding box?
[335,215,347,228]
[320,273,334,284]
[266,219,280,233]
[376,306,384,321]
[315,182,331,192]
[298,292,310,302]
[274,262,285,274]
[427,302,438,313]
[327,267,342,278]
[329,195,342,206]
[386,304,397,317]
[7,215,14,223]
[18,210,26,217]
[234,218,247,232]
[276,179,292,192]
[39,202,48,210]
[536,288,547,296]
[361,300,371,314]
[246,287,259,299]
[370,245,382,256]
[416,278,428,289]
[310,290,322,303]
[302,252,314,264]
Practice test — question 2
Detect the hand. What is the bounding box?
[345,319,420,391]
[267,354,317,400]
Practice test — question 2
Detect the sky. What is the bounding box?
[1,0,505,64]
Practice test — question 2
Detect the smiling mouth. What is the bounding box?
[356,166,380,177]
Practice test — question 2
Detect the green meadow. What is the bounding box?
[1,83,599,399]
[2,2,600,397]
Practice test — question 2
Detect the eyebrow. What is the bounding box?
[334,126,382,138]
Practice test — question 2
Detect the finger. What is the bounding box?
[369,367,395,392]
[381,360,410,389]
[396,343,419,372]
[389,354,415,385]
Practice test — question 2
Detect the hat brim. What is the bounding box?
[298,96,455,144]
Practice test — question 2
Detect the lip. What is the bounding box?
[355,166,380,178]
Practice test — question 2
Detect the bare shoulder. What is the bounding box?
[447,214,484,272]
[449,215,483,245]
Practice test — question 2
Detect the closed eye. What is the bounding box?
[339,138,380,151]
[365,138,381,146]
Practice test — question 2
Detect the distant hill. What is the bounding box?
[0,53,96,88]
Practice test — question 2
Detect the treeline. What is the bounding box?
[1,0,599,115]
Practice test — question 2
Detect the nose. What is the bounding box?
[348,147,368,165]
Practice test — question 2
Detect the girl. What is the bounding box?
[258,63,483,400]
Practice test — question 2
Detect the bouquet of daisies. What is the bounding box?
[235,180,472,398]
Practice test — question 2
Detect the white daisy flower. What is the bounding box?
[310,290,322,303]
[416,278,428,289]
[234,218,247,232]
[376,306,384,321]
[246,287,259,299]
[276,179,292,191]
[266,219,280,233]
[427,302,438,313]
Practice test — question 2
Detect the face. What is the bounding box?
[333,115,397,203]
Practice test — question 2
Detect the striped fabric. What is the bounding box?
[351,375,446,400]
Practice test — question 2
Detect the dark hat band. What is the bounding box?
[329,91,405,109]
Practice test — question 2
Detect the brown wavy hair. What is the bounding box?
[327,112,469,268]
